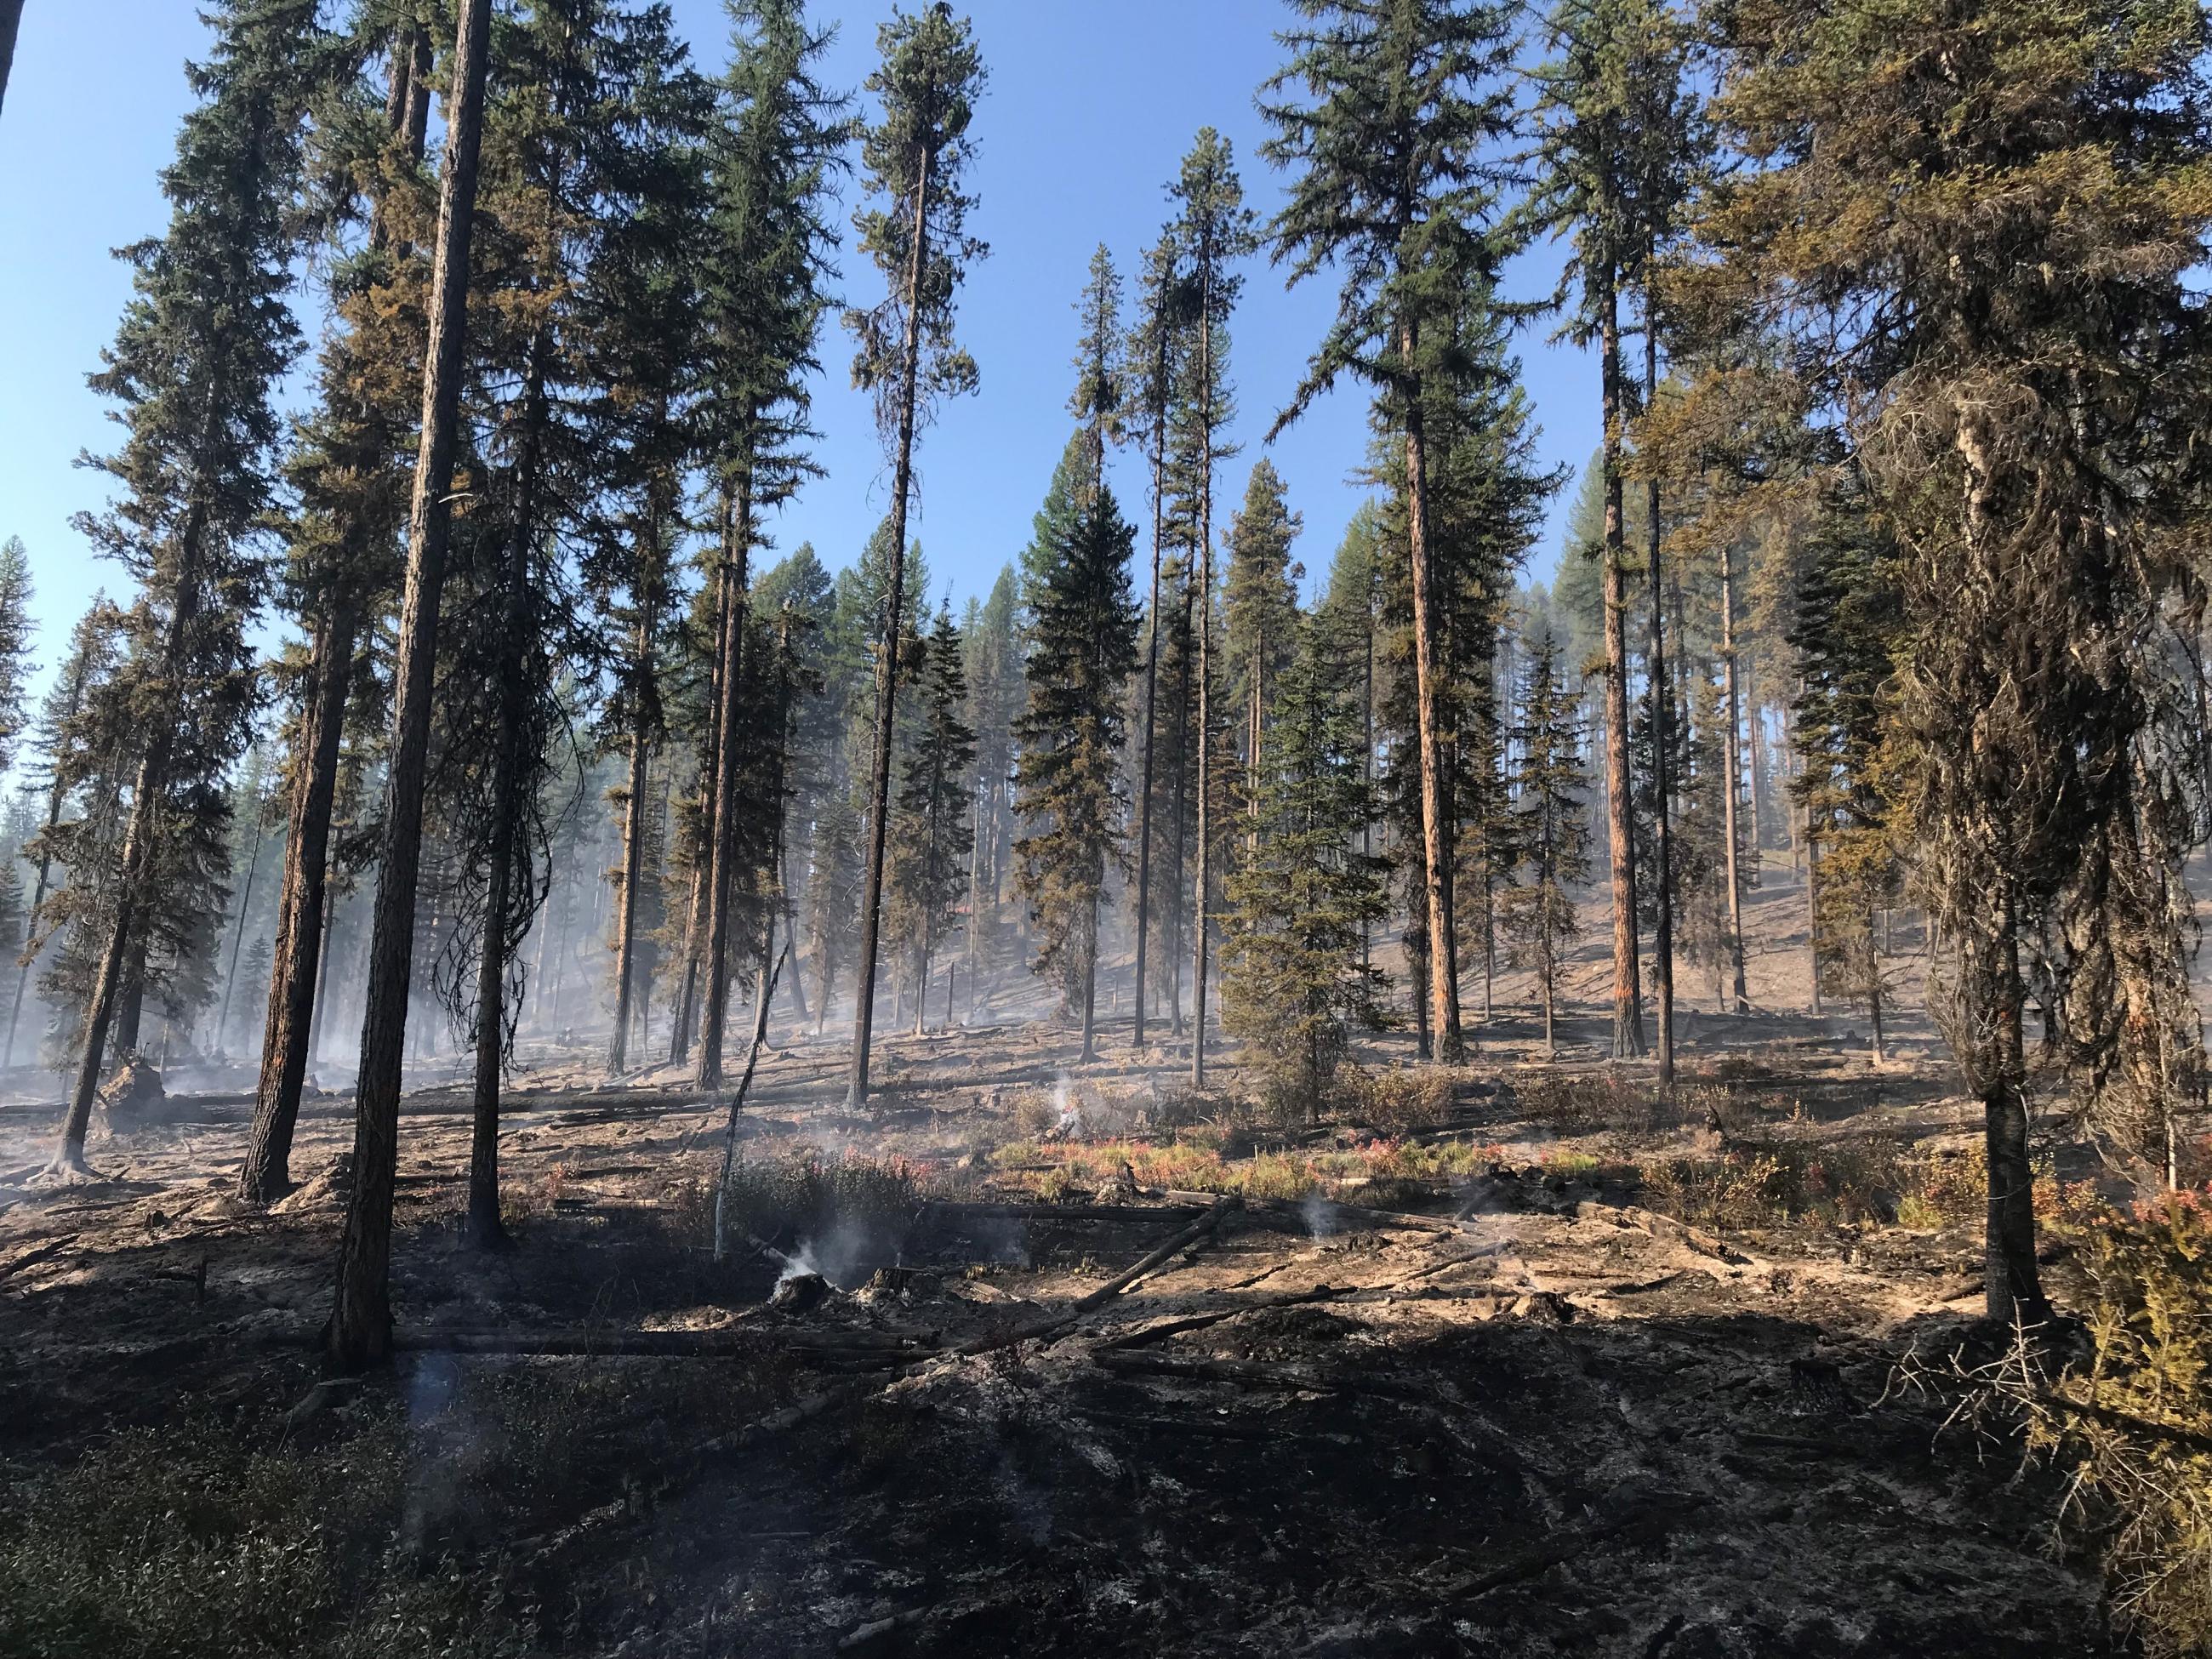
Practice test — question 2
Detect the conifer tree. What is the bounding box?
[843,1,985,1109]
[1068,242,1126,485]
[960,563,1020,1009]
[0,538,36,776]
[1223,459,1302,846]
[7,601,109,1070]
[1502,625,1592,1056]
[1166,127,1254,1086]
[1694,0,2212,1321]
[1014,487,1141,1062]
[887,604,974,1033]
[1124,232,1189,1047]
[1221,614,1388,1116]
[1261,0,1519,1063]
[695,0,847,1092]
[50,0,323,1177]
[330,0,496,1367]
[240,5,436,1206]
[1523,0,1693,1062]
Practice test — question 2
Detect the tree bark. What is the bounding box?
[699,473,753,1091]
[848,146,932,1111]
[1131,390,1167,1050]
[1599,278,1644,1059]
[1190,284,1218,1087]
[1719,544,1748,1012]
[607,723,650,1076]
[1400,317,1463,1063]
[326,0,493,1371]
[238,605,355,1200]
[1644,325,1675,1082]
[464,319,549,1252]
[215,795,271,1056]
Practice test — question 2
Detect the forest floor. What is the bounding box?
[0,973,2153,1658]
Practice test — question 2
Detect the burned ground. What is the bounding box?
[0,1012,2141,1656]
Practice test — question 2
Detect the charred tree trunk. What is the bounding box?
[848,149,932,1111]
[326,0,493,1371]
[239,604,356,1201]
[465,321,549,1252]
[699,474,753,1092]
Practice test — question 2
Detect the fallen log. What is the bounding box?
[391,1326,939,1360]
[1576,1200,1752,1266]
[951,1194,1241,1358]
[1092,1286,1343,1351]
[0,1234,77,1282]
[1274,1197,1488,1239]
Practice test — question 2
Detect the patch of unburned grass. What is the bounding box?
[1634,1136,2067,1231]
[981,1133,1508,1207]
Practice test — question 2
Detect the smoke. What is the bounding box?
[1298,1191,1337,1239]
[776,1214,892,1290]
[1053,1070,1080,1137]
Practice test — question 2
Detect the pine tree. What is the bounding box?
[1166,126,1254,1086]
[961,565,1021,1013]
[1788,501,1901,1058]
[1502,626,1592,1056]
[1694,0,2212,1322]
[1261,0,1519,1064]
[1124,231,1190,1047]
[0,538,37,776]
[1014,487,1141,1062]
[241,4,437,1206]
[330,0,496,1368]
[1068,242,1126,486]
[887,604,975,1034]
[1223,459,1302,848]
[1522,0,1696,1064]
[694,0,847,1092]
[51,0,323,1176]
[1221,615,1389,1118]
[843,1,986,1109]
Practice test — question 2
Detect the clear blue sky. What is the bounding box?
[0,0,1595,728]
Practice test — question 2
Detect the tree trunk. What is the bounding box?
[1400,319,1463,1063]
[465,318,548,1251]
[1981,897,2050,1325]
[326,0,493,1372]
[699,473,753,1091]
[239,605,355,1201]
[1190,288,1218,1087]
[1598,279,1644,1059]
[1131,398,1167,1051]
[1805,795,1822,1017]
[848,147,932,1112]
[1080,896,1098,1062]
[1719,545,1748,1012]
[607,724,650,1076]
[216,802,269,1056]
[1644,324,1675,1082]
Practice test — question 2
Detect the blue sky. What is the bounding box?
[0,0,1595,726]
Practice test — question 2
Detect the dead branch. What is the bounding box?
[0,1234,76,1281]
[1091,1285,1345,1351]
[924,1200,1208,1225]
[1576,1200,1753,1266]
